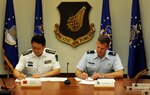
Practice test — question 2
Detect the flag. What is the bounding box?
[128,0,147,78]
[34,0,44,35]
[100,0,112,50]
[2,0,19,71]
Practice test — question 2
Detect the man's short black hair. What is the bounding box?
[97,35,111,45]
[31,35,46,46]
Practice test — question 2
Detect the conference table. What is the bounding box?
[1,77,150,95]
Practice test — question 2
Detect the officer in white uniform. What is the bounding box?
[13,35,61,79]
[15,48,60,77]
[75,35,124,80]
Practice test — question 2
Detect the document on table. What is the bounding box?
[15,77,67,82]
[74,77,116,85]
[74,77,93,81]
[74,77,95,85]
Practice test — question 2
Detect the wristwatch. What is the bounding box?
[101,73,105,78]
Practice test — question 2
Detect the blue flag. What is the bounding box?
[3,0,19,71]
[100,0,112,50]
[34,0,44,35]
[128,0,147,78]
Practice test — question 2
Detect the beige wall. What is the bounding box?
[0,0,150,75]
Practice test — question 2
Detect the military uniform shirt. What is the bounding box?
[15,48,60,76]
[76,50,124,77]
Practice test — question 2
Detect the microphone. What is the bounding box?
[64,62,71,85]
[67,62,69,74]
[134,69,149,87]
[0,78,11,95]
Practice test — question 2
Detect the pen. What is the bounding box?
[20,72,26,79]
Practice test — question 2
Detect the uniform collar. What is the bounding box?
[31,48,46,58]
[93,50,99,59]
[94,50,111,60]
[105,50,111,59]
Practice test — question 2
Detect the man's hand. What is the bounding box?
[17,73,26,80]
[13,69,26,80]
[78,72,88,79]
[31,74,42,78]
[92,72,104,80]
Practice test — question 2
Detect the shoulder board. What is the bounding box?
[87,50,95,54]
[45,49,56,54]
[22,50,32,56]
[55,54,58,61]
[108,51,116,56]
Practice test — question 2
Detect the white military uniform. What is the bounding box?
[76,50,124,77]
[15,48,60,76]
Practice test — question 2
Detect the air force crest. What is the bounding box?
[54,2,95,47]
[4,25,17,46]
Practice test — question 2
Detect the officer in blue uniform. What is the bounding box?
[13,35,61,79]
[76,35,124,80]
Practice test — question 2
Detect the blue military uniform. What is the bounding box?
[76,50,124,77]
[15,48,60,76]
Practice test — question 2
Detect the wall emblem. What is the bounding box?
[54,2,95,47]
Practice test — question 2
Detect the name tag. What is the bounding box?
[88,62,95,64]
[44,60,51,64]
[27,61,33,67]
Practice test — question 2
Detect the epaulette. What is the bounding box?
[45,49,56,54]
[22,50,32,56]
[55,54,58,61]
[108,51,116,56]
[87,50,95,54]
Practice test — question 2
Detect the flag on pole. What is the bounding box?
[128,0,147,78]
[2,0,19,71]
[34,0,44,35]
[100,0,112,50]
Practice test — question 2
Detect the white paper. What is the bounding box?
[79,80,95,85]
[74,77,93,81]
[40,77,67,81]
[15,77,67,82]
[74,77,95,85]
